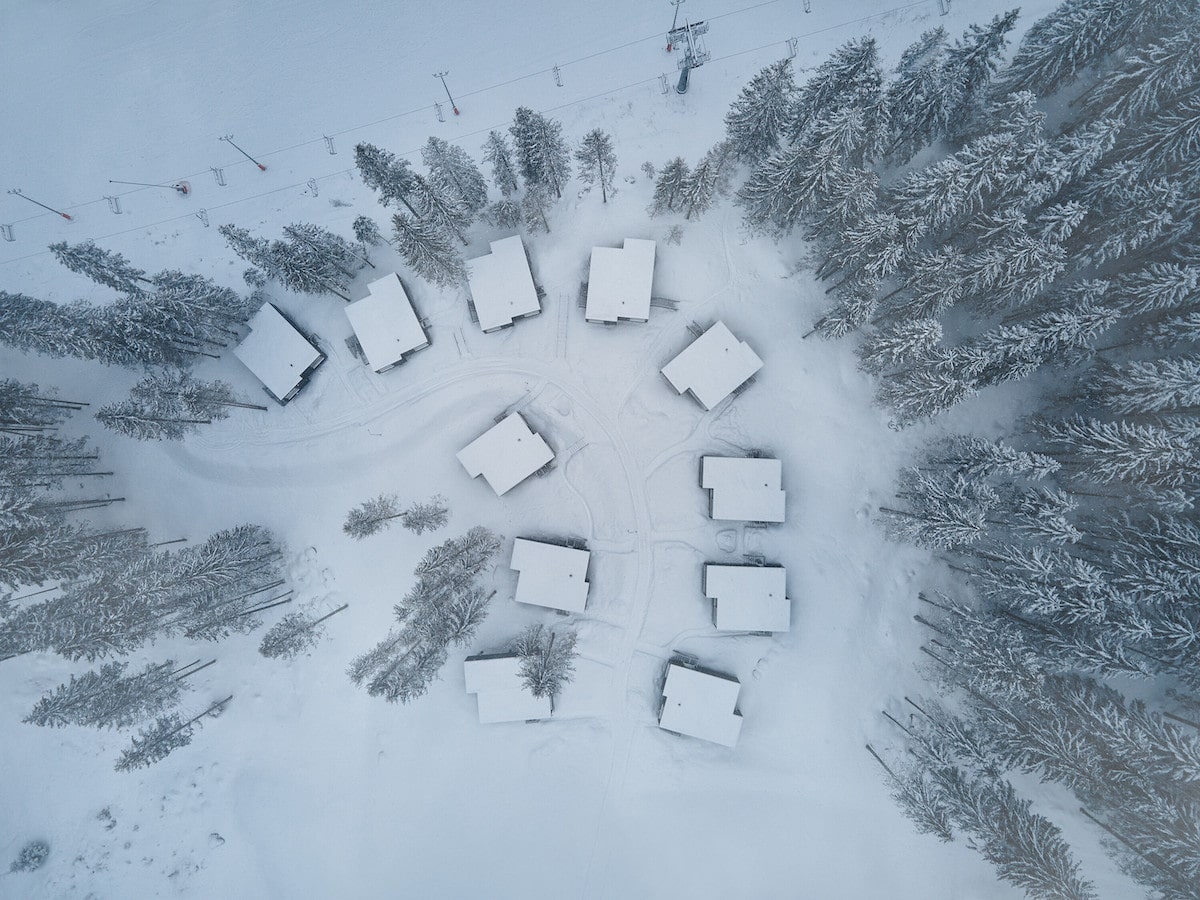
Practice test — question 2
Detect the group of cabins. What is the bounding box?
[231,233,762,415]
[457,450,789,748]
[229,231,785,748]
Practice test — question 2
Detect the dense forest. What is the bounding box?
[711,0,1200,896]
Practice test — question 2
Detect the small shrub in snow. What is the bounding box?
[10,840,49,872]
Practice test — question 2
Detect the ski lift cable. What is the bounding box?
[0,0,941,254]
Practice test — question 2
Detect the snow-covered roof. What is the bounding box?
[585,238,656,323]
[510,538,590,613]
[701,456,786,522]
[658,662,743,747]
[457,412,554,496]
[344,273,429,372]
[466,235,540,332]
[704,564,791,633]
[464,654,553,724]
[661,321,763,410]
[233,303,324,403]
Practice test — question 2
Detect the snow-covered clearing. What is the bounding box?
[1,0,1063,897]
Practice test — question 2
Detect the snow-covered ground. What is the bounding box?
[0,1,1066,897]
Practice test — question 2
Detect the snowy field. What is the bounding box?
[0,1,1069,897]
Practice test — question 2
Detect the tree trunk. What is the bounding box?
[864,743,896,778]
[597,154,607,204]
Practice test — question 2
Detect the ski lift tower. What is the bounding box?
[668,19,710,94]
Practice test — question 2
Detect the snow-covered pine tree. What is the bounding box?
[148,270,257,341]
[409,175,473,245]
[218,224,272,271]
[49,240,151,296]
[133,368,265,417]
[724,58,796,164]
[857,318,943,374]
[940,10,1020,140]
[649,157,690,216]
[1107,263,1200,318]
[391,212,467,287]
[926,435,1061,480]
[400,496,448,534]
[1090,357,1200,414]
[482,130,520,197]
[0,433,105,489]
[511,624,578,699]
[422,136,488,213]
[353,215,387,248]
[343,493,402,539]
[575,129,616,203]
[901,719,1098,900]
[96,395,215,441]
[484,198,523,229]
[521,185,553,234]
[114,696,231,772]
[809,277,881,340]
[875,350,979,427]
[886,28,950,164]
[677,150,723,221]
[0,518,146,593]
[283,222,371,278]
[1118,93,1200,184]
[0,293,112,364]
[509,107,571,198]
[879,469,998,548]
[1038,415,1199,490]
[354,142,421,215]
[998,0,1185,99]
[258,604,348,660]
[1081,27,1200,123]
[0,379,82,436]
[788,37,883,143]
[24,659,190,729]
[9,840,50,873]
[348,527,501,703]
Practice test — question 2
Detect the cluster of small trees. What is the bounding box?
[721,0,1200,895]
[1,384,289,770]
[0,243,256,369]
[219,221,373,300]
[0,243,265,442]
[348,527,501,703]
[648,142,735,222]
[342,493,449,540]
[350,111,617,287]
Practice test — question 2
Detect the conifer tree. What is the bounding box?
[512,625,578,699]
[348,527,500,703]
[788,37,883,143]
[25,659,190,729]
[354,142,421,215]
[484,198,523,229]
[521,185,553,234]
[575,129,617,203]
[353,215,387,248]
[391,213,467,287]
[649,157,690,215]
[940,10,1020,139]
[509,107,571,198]
[482,130,520,197]
[422,136,488,213]
[49,240,151,295]
[259,604,348,660]
[409,176,473,245]
[724,58,796,163]
[886,28,950,164]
